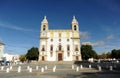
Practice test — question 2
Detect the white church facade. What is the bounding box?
[0,42,4,60]
[39,16,82,61]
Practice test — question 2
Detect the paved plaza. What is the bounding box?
[0,62,120,78]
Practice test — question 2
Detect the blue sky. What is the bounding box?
[0,0,120,54]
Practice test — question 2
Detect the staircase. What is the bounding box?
[38,61,75,69]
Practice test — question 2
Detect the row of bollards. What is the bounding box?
[71,64,113,72]
[97,65,113,71]
[1,65,57,73]
[1,64,114,73]
[72,65,83,72]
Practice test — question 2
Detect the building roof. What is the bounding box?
[42,16,48,23]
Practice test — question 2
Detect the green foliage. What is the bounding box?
[26,47,39,61]
[98,52,111,59]
[19,55,26,63]
[81,45,98,60]
[111,49,120,59]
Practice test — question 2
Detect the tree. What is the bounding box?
[98,53,108,59]
[111,49,120,59]
[81,45,98,60]
[26,47,39,61]
[19,55,26,63]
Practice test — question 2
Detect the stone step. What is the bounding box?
[37,61,75,69]
[39,61,74,64]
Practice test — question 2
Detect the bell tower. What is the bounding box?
[71,16,79,31]
[39,16,48,61]
[71,16,82,61]
[40,16,49,37]
[41,16,48,32]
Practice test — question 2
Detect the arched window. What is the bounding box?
[50,45,53,51]
[51,39,53,42]
[67,45,70,51]
[59,44,62,51]
[67,52,70,57]
[75,45,78,51]
[59,33,61,37]
[43,25,46,31]
[59,39,61,42]
[41,45,45,51]
[74,25,77,31]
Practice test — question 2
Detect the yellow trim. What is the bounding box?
[48,30,72,32]
[50,32,54,38]
[66,32,70,38]
[73,32,79,38]
[49,30,72,38]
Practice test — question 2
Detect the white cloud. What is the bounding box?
[82,34,115,47]
[82,41,105,47]
[82,42,92,45]
[80,31,90,40]
[0,22,39,32]
[107,34,114,41]
[92,41,105,47]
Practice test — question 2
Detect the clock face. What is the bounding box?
[41,32,46,36]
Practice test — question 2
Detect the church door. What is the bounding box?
[58,53,62,61]
[42,56,44,61]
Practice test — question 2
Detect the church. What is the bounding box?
[0,42,4,60]
[39,16,82,61]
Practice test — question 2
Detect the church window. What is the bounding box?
[67,39,69,42]
[41,45,45,51]
[74,25,77,31]
[51,39,53,42]
[43,25,46,31]
[59,33,61,37]
[59,44,62,51]
[67,52,70,57]
[67,45,70,51]
[50,45,53,51]
[59,39,61,42]
[75,45,78,51]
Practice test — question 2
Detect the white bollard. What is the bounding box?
[27,66,30,70]
[80,65,83,69]
[110,66,113,71]
[98,66,101,71]
[18,66,21,69]
[72,65,74,69]
[36,66,39,70]
[29,68,32,73]
[54,65,56,69]
[45,66,47,70]
[76,66,79,72]
[10,66,12,70]
[1,66,4,70]
[89,65,91,69]
[18,67,21,73]
[53,67,56,72]
[6,68,10,73]
[41,67,44,72]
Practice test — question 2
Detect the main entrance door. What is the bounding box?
[58,53,62,61]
